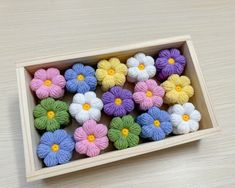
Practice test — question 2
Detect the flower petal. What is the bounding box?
[108,129,121,142]
[110,117,123,129]
[110,86,122,96]
[170,114,182,126]
[64,69,77,80]
[33,105,47,118]
[161,80,175,92]
[129,123,141,135]
[75,140,89,154]
[94,124,108,138]
[40,132,54,145]
[152,96,163,107]
[122,99,134,113]
[159,49,170,58]
[102,91,115,104]
[126,133,139,147]
[97,60,111,70]
[188,120,199,132]
[121,89,133,99]
[172,104,184,115]
[75,110,90,125]
[85,76,97,90]
[74,127,88,141]
[190,110,201,121]
[69,103,82,117]
[159,110,170,122]
[155,57,168,69]
[84,92,96,103]
[122,115,134,127]
[37,144,51,158]
[103,103,115,116]
[87,143,100,157]
[115,64,127,75]
[44,152,58,167]
[152,127,166,141]
[46,119,60,131]
[113,73,126,86]
[133,92,146,103]
[160,122,173,135]
[52,101,68,111]
[73,93,85,104]
[183,103,195,114]
[59,137,75,152]
[34,116,47,130]
[134,53,146,62]
[137,71,149,81]
[144,56,155,66]
[139,98,153,111]
[95,69,108,81]
[170,49,180,58]
[30,79,43,91]
[72,64,84,74]
[182,86,194,97]
[178,92,189,104]
[52,75,66,88]
[114,137,128,150]
[148,107,161,120]
[173,122,190,134]
[94,137,109,150]
[46,68,60,80]
[145,65,156,78]
[175,55,186,65]
[34,69,47,80]
[151,86,165,97]
[127,67,139,81]
[127,57,139,67]
[66,79,78,93]
[83,119,97,135]
[55,111,70,125]
[141,125,154,139]
[102,76,115,91]
[136,113,154,127]
[134,81,148,92]
[83,66,95,76]
[76,81,90,93]
[49,84,64,98]
[113,105,127,117]
[88,108,101,121]
[164,90,179,104]
[36,86,50,99]
[53,129,68,144]
[39,97,55,110]
[57,149,72,164]
[90,98,103,110]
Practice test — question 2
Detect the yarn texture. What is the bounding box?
[108,115,141,150]
[102,86,134,117]
[168,103,201,134]
[137,107,172,141]
[95,58,127,91]
[30,68,66,99]
[69,91,103,124]
[33,98,70,131]
[74,120,109,157]
[155,48,186,81]
[133,79,165,110]
[161,74,194,104]
[127,53,156,82]
[37,129,75,167]
[64,63,97,93]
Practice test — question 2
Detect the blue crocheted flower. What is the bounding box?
[136,107,173,141]
[64,63,97,93]
[37,129,75,167]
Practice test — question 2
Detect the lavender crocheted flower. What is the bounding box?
[102,86,134,117]
[155,48,186,81]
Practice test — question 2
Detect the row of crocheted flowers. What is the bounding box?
[37,102,201,167]
[30,48,186,99]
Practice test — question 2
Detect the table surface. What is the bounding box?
[1,0,235,187]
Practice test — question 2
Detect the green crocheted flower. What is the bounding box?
[33,98,70,131]
[108,115,141,150]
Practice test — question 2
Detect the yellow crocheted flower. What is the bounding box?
[161,74,194,104]
[95,58,127,91]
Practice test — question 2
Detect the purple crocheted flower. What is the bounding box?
[155,48,186,81]
[102,86,134,117]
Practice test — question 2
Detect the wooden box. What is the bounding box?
[16,36,219,182]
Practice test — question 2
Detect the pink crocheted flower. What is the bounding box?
[133,79,165,110]
[74,120,109,157]
[30,68,66,99]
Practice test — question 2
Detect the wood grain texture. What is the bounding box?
[0,0,235,187]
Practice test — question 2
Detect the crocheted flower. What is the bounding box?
[136,107,173,141]
[133,79,165,111]
[127,53,156,82]
[168,103,201,134]
[69,92,103,125]
[33,98,70,131]
[95,58,127,91]
[102,86,134,117]
[161,74,194,104]
[37,129,75,167]
[74,120,109,157]
[64,63,97,93]
[155,48,186,81]
[108,115,141,150]
[30,68,66,99]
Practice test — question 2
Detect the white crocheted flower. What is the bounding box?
[127,53,156,82]
[168,103,201,134]
[69,92,103,124]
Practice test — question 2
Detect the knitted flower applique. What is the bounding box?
[108,115,141,150]
[30,68,66,99]
[102,86,134,117]
[168,103,201,134]
[74,120,109,157]
[95,58,127,91]
[161,74,194,104]
[136,107,172,141]
[33,98,70,131]
[155,48,186,81]
[37,129,75,167]
[64,63,97,94]
[127,53,156,82]
[69,92,103,125]
[133,79,165,111]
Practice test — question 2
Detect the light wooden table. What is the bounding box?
[0,0,235,187]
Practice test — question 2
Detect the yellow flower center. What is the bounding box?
[168,58,175,64]
[108,68,115,75]
[121,128,129,137]
[182,114,190,121]
[82,103,91,110]
[146,90,153,97]
[114,98,122,105]
[138,63,145,70]
[87,134,95,142]
[175,85,182,92]
[47,111,55,119]
[77,74,84,81]
[51,144,59,152]
[154,120,161,127]
[44,79,52,86]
